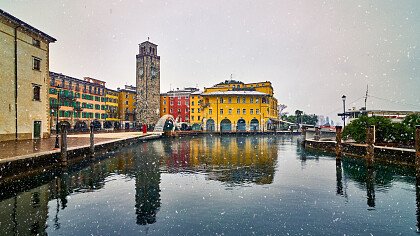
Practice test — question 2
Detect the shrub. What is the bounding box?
[343,114,420,144]
[342,116,393,143]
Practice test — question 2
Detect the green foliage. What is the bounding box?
[343,114,420,144]
[283,112,318,126]
[401,114,420,142]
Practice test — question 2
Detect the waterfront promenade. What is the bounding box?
[0,132,159,163]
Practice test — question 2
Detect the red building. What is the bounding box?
[160,87,199,123]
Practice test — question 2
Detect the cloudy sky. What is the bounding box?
[2,0,419,119]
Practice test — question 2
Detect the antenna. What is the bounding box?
[364,84,369,110]
[230,74,233,80]
[147,37,150,41]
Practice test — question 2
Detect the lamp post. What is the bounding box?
[342,95,347,127]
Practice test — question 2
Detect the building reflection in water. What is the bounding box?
[134,142,161,225]
[0,184,49,236]
[164,135,279,186]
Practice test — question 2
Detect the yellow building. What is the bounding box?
[0,9,56,141]
[104,88,120,128]
[200,80,279,132]
[189,90,203,130]
[118,85,137,129]
[49,72,107,131]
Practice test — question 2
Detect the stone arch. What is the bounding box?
[220,118,232,132]
[250,118,259,131]
[206,119,215,132]
[74,121,87,131]
[104,121,113,129]
[114,121,121,129]
[58,121,71,131]
[154,114,175,132]
[236,118,246,131]
[92,120,102,130]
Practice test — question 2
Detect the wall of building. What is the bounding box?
[118,89,136,126]
[189,93,202,126]
[202,94,277,131]
[105,90,119,123]
[0,19,51,141]
[49,74,107,130]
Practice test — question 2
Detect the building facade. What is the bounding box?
[159,87,199,123]
[0,9,56,141]
[200,80,279,132]
[49,72,107,131]
[189,90,203,130]
[104,88,120,129]
[136,40,160,127]
[118,85,137,129]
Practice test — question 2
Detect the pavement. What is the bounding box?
[0,132,159,161]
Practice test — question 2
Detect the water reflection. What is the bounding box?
[165,135,279,185]
[336,159,344,196]
[0,184,49,235]
[135,142,161,225]
[0,136,419,235]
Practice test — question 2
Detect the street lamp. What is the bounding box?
[342,95,346,127]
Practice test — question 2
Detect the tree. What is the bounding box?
[401,114,420,143]
[342,114,420,144]
[342,116,393,143]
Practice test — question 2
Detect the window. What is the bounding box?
[209,109,213,115]
[229,108,232,114]
[32,38,40,47]
[256,109,260,114]
[191,116,194,121]
[33,85,41,101]
[170,101,173,105]
[185,100,188,105]
[250,109,254,114]
[198,108,200,113]
[243,109,246,114]
[198,116,201,121]
[163,100,166,105]
[220,109,224,115]
[242,97,246,103]
[126,94,128,98]
[192,101,195,106]
[170,109,173,113]
[177,109,181,113]
[33,57,41,71]
[228,97,232,103]
[250,97,254,103]
[191,108,195,113]
[237,97,240,103]
[125,101,128,105]
[256,98,259,103]
[220,98,224,103]
[237,109,240,115]
[163,108,166,113]
[178,101,181,105]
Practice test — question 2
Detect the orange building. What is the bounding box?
[118,85,137,129]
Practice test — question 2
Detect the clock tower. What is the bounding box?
[136,40,161,128]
